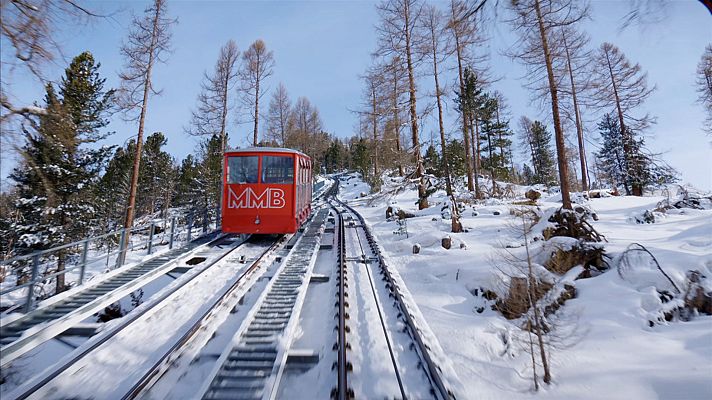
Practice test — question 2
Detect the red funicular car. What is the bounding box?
[222,147,312,234]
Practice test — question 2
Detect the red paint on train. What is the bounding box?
[221,147,312,234]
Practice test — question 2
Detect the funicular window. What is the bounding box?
[262,155,294,184]
[228,156,258,183]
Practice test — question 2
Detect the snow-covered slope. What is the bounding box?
[338,173,712,400]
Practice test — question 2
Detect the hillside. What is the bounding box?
[338,172,712,399]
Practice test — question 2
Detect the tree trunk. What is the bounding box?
[471,115,482,198]
[217,70,229,226]
[120,4,162,266]
[280,108,286,146]
[450,193,463,233]
[453,29,474,192]
[534,0,572,209]
[523,218,551,385]
[431,22,453,196]
[404,0,428,209]
[528,127,538,177]
[392,64,404,177]
[486,128,497,194]
[604,50,641,196]
[563,34,589,192]
[495,106,506,172]
[528,314,540,391]
[372,86,379,177]
[253,74,260,146]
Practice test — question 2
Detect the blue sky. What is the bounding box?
[2,0,710,189]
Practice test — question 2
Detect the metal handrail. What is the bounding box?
[0,209,217,313]
[1,217,175,266]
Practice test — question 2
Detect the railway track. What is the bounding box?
[197,207,331,400]
[3,179,460,400]
[332,198,456,400]
[5,235,283,400]
[0,232,222,367]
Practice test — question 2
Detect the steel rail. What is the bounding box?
[335,197,454,400]
[121,235,287,400]
[340,205,407,399]
[7,236,249,400]
[197,207,330,400]
[335,204,350,400]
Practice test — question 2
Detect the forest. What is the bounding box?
[1,0,711,286]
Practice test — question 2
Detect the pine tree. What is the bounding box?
[595,114,676,193]
[195,134,223,221]
[595,114,627,190]
[11,75,113,292]
[324,140,346,173]
[96,144,134,232]
[445,139,467,179]
[59,51,115,140]
[478,94,514,192]
[590,42,655,196]
[423,144,442,177]
[350,138,371,179]
[174,155,200,207]
[137,132,175,217]
[530,120,557,186]
[492,92,516,183]
[522,164,535,185]
[455,67,485,197]
[0,190,20,260]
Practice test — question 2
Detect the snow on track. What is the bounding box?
[341,206,435,400]
[15,238,275,400]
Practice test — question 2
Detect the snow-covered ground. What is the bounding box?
[338,173,712,400]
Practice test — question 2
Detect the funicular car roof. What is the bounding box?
[224,147,308,158]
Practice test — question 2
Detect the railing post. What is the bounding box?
[169,216,176,249]
[130,227,135,251]
[79,238,89,286]
[25,255,40,313]
[116,228,127,269]
[187,212,194,247]
[147,222,155,255]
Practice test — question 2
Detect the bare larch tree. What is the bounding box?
[360,68,385,177]
[507,0,590,210]
[117,0,175,264]
[696,44,712,135]
[187,40,239,145]
[421,4,454,197]
[186,39,239,220]
[287,96,323,157]
[1,0,102,121]
[589,42,655,196]
[382,56,408,177]
[265,82,292,145]
[518,115,538,177]
[376,0,429,209]
[240,39,275,146]
[447,0,474,193]
[556,25,593,191]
